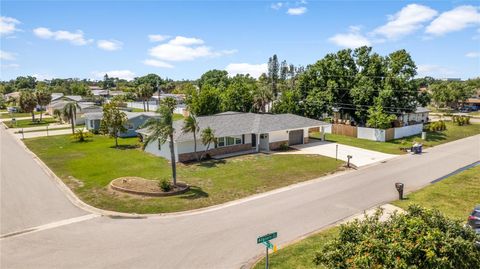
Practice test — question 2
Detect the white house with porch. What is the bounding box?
[138,112,330,162]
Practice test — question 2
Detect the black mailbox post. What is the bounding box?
[395,183,404,200]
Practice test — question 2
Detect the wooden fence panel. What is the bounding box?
[385,128,395,141]
[332,124,357,137]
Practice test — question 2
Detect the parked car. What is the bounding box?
[7,106,18,113]
[468,205,480,234]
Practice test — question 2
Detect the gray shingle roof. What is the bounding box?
[84,111,158,120]
[139,112,329,142]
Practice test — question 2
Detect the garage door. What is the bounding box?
[288,129,304,146]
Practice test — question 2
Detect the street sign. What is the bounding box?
[257,232,277,244]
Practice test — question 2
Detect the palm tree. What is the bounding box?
[200,127,216,160]
[63,102,81,134]
[53,109,63,123]
[35,89,52,122]
[143,103,177,185]
[182,114,200,161]
[253,85,273,113]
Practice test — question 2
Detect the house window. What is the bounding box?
[217,136,242,148]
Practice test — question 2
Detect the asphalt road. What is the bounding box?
[0,127,87,235]
[1,126,479,268]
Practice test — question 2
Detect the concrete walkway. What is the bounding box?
[287,140,397,167]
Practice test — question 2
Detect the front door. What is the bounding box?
[251,134,257,147]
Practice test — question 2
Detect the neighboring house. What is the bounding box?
[48,100,101,125]
[138,112,330,162]
[151,92,186,104]
[84,111,158,137]
[46,95,84,115]
[397,107,430,126]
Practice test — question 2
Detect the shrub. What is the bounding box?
[314,205,480,269]
[452,115,470,126]
[428,120,447,132]
[278,143,289,151]
[72,129,92,142]
[159,178,172,192]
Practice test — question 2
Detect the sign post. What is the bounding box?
[257,232,278,269]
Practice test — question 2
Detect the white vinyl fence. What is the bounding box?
[357,127,387,142]
[393,124,423,139]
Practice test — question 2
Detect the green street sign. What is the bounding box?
[262,241,273,249]
[257,232,277,244]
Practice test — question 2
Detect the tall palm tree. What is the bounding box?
[35,89,52,122]
[63,102,81,134]
[143,103,177,185]
[201,127,216,160]
[182,114,200,161]
[253,85,273,113]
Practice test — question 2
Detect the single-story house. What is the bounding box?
[397,107,430,126]
[84,111,158,137]
[138,112,330,162]
[48,100,102,125]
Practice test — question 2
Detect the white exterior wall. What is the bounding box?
[269,130,289,142]
[394,124,423,139]
[176,140,208,154]
[144,139,179,162]
[357,127,386,142]
[322,125,332,134]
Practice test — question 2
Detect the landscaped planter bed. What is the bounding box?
[110,177,189,197]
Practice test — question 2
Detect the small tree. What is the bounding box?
[366,105,396,129]
[72,129,92,142]
[182,114,200,161]
[19,90,38,122]
[63,102,81,134]
[143,97,178,185]
[314,205,480,268]
[200,127,216,160]
[100,102,128,148]
[35,89,52,121]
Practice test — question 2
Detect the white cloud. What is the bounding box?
[148,34,170,42]
[92,70,136,81]
[329,26,371,48]
[271,2,283,10]
[287,7,307,15]
[426,6,480,36]
[374,4,438,39]
[1,63,20,69]
[0,50,16,61]
[465,52,480,58]
[148,35,236,62]
[0,16,20,35]
[32,73,53,80]
[225,63,268,78]
[168,36,204,46]
[143,59,174,68]
[33,27,92,45]
[97,39,123,51]
[417,64,456,77]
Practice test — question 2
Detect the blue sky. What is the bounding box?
[1,0,479,81]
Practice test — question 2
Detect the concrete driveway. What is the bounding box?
[290,140,397,167]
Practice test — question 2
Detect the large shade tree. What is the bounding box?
[143,97,178,185]
[19,90,38,122]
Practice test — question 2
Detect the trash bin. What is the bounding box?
[395,182,404,200]
[418,145,423,154]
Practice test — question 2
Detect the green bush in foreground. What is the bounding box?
[314,205,480,269]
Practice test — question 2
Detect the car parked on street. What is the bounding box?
[468,205,480,234]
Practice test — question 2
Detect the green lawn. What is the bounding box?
[253,164,480,269]
[24,135,343,214]
[254,227,339,269]
[4,118,57,128]
[0,111,42,119]
[311,122,480,155]
[393,165,480,220]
